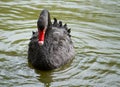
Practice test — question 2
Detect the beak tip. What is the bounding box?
[38,41,44,45]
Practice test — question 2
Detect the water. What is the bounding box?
[0,0,120,87]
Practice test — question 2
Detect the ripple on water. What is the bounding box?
[0,0,120,87]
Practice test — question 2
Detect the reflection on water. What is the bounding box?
[0,0,120,87]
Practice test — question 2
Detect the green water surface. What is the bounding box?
[0,0,120,87]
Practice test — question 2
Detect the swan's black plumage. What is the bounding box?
[28,9,75,70]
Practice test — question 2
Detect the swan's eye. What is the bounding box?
[37,20,45,30]
[39,25,44,30]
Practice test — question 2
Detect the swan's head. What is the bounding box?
[37,9,51,45]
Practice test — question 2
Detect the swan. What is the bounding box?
[28,9,75,70]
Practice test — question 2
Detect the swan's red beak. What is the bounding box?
[38,29,45,45]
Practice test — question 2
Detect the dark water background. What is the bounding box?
[0,0,120,87]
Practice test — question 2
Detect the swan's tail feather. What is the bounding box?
[59,21,62,27]
[53,18,57,26]
[64,23,67,29]
[52,18,71,37]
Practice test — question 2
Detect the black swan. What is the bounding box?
[28,9,75,70]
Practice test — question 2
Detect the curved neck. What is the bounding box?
[47,11,52,29]
[38,10,52,30]
[37,10,52,45]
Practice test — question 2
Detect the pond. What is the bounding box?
[0,0,120,87]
